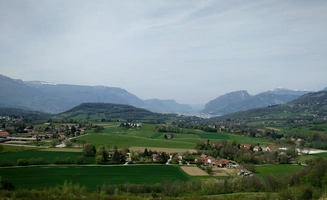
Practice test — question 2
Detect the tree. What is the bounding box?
[143,148,149,157]
[96,146,108,164]
[112,149,121,163]
[83,143,96,157]
[71,126,76,134]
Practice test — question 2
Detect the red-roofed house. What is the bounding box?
[240,144,252,150]
[265,145,279,152]
[0,131,9,137]
[214,159,233,168]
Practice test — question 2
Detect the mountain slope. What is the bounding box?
[0,74,191,114]
[210,91,327,121]
[25,81,145,110]
[0,75,68,113]
[0,108,52,119]
[202,90,252,115]
[143,99,192,113]
[202,88,310,115]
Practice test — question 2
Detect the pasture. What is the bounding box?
[255,164,303,178]
[0,149,95,165]
[0,165,190,190]
[78,123,271,149]
[297,152,327,164]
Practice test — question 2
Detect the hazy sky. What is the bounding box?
[1,0,327,104]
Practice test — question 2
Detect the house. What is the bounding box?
[253,146,262,152]
[194,155,215,165]
[296,138,304,145]
[58,133,67,140]
[0,131,9,137]
[264,145,278,152]
[240,144,252,151]
[214,159,233,168]
[152,154,159,161]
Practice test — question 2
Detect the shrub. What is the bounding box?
[0,160,13,167]
[17,159,29,166]
[76,156,85,164]
[54,157,74,164]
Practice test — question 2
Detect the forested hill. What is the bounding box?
[0,108,52,119]
[209,91,327,121]
[54,103,176,122]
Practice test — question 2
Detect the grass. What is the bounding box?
[312,152,327,158]
[79,134,195,149]
[0,150,95,165]
[79,123,271,149]
[0,145,36,152]
[255,164,303,178]
[0,165,190,190]
[297,152,327,164]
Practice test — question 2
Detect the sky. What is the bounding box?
[1,0,327,104]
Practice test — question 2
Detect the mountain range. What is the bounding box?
[0,74,325,115]
[201,88,312,116]
[209,90,327,121]
[0,74,191,114]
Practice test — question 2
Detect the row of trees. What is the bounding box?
[83,143,126,164]
[195,140,297,165]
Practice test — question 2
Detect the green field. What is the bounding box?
[297,152,327,164]
[255,164,303,178]
[0,150,95,165]
[0,165,190,190]
[78,123,271,149]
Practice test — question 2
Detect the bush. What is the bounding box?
[54,157,74,164]
[0,178,15,190]
[17,159,29,166]
[16,158,47,166]
[83,143,96,157]
[0,160,13,167]
[76,156,85,164]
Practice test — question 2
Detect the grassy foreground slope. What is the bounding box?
[0,165,189,190]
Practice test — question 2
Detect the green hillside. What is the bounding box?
[211,91,327,121]
[54,103,176,122]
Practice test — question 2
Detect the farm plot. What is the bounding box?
[79,134,195,149]
[181,166,209,176]
[0,150,95,165]
[129,147,197,154]
[0,165,190,190]
[255,164,303,178]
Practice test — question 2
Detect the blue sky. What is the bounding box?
[1,0,326,104]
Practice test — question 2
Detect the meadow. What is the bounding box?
[0,165,190,190]
[255,164,303,178]
[0,149,95,165]
[78,123,271,149]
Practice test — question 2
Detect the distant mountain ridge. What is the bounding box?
[201,88,312,115]
[209,90,327,121]
[143,99,192,113]
[0,74,192,114]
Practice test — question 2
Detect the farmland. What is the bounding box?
[255,164,303,178]
[0,165,189,190]
[0,149,95,165]
[77,123,271,149]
